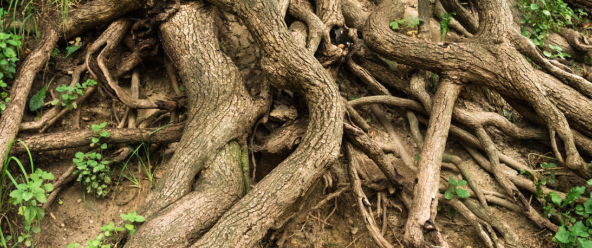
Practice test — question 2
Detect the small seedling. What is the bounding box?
[73,122,112,197]
[58,199,63,205]
[70,210,145,247]
[365,118,371,123]
[390,15,423,31]
[51,79,97,109]
[440,12,456,42]
[121,210,145,236]
[444,176,470,199]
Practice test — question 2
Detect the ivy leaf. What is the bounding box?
[564,186,586,207]
[456,188,471,198]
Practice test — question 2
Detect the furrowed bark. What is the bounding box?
[137,1,268,220]
[364,0,592,178]
[12,124,184,154]
[192,0,345,244]
[404,78,461,247]
[125,142,245,248]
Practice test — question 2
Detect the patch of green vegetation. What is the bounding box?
[444,176,470,200]
[0,140,54,247]
[518,0,585,47]
[72,122,112,197]
[51,79,97,110]
[390,15,423,30]
[68,210,145,248]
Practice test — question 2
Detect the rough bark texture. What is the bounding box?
[12,124,184,154]
[125,142,245,248]
[137,1,268,220]
[404,78,461,247]
[188,0,345,245]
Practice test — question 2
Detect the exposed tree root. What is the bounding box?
[124,142,245,248]
[344,141,394,248]
[19,64,85,131]
[11,123,184,154]
[137,1,270,223]
[405,78,461,247]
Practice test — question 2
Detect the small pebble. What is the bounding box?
[82,117,90,121]
[77,199,82,203]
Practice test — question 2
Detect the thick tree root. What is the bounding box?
[405,78,461,247]
[11,124,184,154]
[137,1,269,222]
[124,142,245,248]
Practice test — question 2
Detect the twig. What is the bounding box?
[345,234,364,248]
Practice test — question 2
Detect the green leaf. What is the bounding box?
[555,226,571,243]
[543,51,552,57]
[29,86,47,112]
[51,99,59,105]
[100,143,107,150]
[32,226,40,234]
[448,176,458,186]
[456,188,471,198]
[457,180,467,186]
[43,183,54,192]
[92,138,99,144]
[3,47,15,58]
[565,186,586,206]
[530,3,539,10]
[444,190,454,200]
[550,192,563,206]
[92,124,101,132]
[65,42,82,58]
[100,130,110,138]
[578,238,592,248]
[389,21,399,30]
[125,223,134,231]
